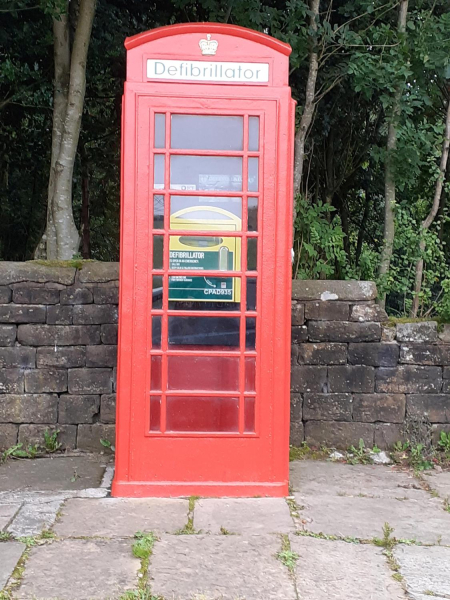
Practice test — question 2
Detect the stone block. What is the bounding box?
[291,344,298,365]
[0,423,18,449]
[407,394,450,423]
[73,304,118,325]
[0,347,36,368]
[68,368,112,394]
[308,321,381,343]
[36,346,85,368]
[291,366,327,393]
[59,395,100,424]
[60,286,93,304]
[0,369,24,393]
[100,394,116,423]
[305,301,349,321]
[439,324,450,342]
[381,326,396,342]
[46,305,73,325]
[353,394,406,423]
[305,420,374,449]
[290,393,303,445]
[92,286,119,304]
[396,321,438,343]
[112,366,117,391]
[0,287,12,303]
[0,262,76,285]
[297,342,347,365]
[18,424,76,449]
[292,280,377,301]
[86,345,117,368]
[303,393,352,421]
[77,423,115,451]
[445,367,450,379]
[328,365,375,393]
[374,423,405,449]
[290,421,304,446]
[0,324,16,346]
[0,394,57,423]
[12,287,60,304]
[0,304,46,323]
[291,325,308,343]
[376,366,442,393]
[291,302,305,325]
[18,324,101,346]
[78,261,119,283]
[350,303,388,322]
[399,344,450,365]
[348,343,399,366]
[25,369,67,393]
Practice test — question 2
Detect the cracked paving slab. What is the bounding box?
[16,539,140,600]
[291,536,405,600]
[0,503,21,531]
[7,499,63,537]
[423,471,450,499]
[290,460,427,499]
[150,534,297,600]
[0,541,26,589]
[395,545,450,600]
[54,497,188,537]
[194,498,295,534]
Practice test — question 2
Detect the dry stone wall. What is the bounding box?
[0,262,449,451]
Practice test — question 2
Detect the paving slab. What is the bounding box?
[0,503,21,531]
[290,460,426,499]
[295,493,450,544]
[395,545,450,600]
[0,541,26,589]
[291,536,404,600]
[0,455,109,492]
[7,499,62,537]
[16,539,139,600]
[150,534,296,600]
[194,498,294,534]
[54,497,188,537]
[423,471,450,499]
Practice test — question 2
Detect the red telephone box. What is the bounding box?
[112,23,295,497]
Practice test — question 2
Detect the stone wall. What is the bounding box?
[0,262,449,451]
[290,280,450,449]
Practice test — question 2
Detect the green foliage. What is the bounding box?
[276,534,299,573]
[132,531,157,561]
[43,429,61,453]
[409,444,433,471]
[347,439,371,465]
[437,431,450,457]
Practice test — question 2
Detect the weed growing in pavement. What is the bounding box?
[296,530,363,544]
[0,532,13,542]
[438,431,450,457]
[409,444,433,472]
[43,429,62,453]
[175,496,201,535]
[276,534,299,574]
[347,439,371,465]
[1,443,39,463]
[373,523,396,550]
[118,532,161,600]
[219,526,233,535]
[289,442,331,461]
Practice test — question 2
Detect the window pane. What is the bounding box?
[169,276,241,307]
[246,277,256,311]
[170,156,242,191]
[154,114,165,149]
[166,396,239,432]
[150,355,162,390]
[152,316,161,349]
[248,158,258,192]
[167,356,239,391]
[153,236,163,269]
[247,238,257,271]
[248,117,259,151]
[245,357,256,392]
[168,316,240,348]
[170,196,242,229]
[154,154,165,189]
[244,397,255,432]
[150,396,161,431]
[153,195,164,229]
[152,276,163,309]
[246,317,256,349]
[248,197,258,232]
[171,115,243,150]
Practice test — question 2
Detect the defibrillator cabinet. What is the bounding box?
[113,23,295,497]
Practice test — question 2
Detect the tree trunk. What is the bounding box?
[355,182,371,268]
[80,145,91,259]
[377,0,408,309]
[293,0,320,196]
[410,96,450,318]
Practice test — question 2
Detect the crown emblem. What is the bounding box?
[199,34,218,56]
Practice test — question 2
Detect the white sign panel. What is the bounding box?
[147,59,269,84]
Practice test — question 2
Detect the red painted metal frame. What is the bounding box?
[113,23,294,497]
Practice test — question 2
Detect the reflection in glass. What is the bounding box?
[246,317,256,349]
[150,355,162,390]
[154,114,165,149]
[153,195,164,229]
[168,356,239,391]
[166,396,239,432]
[170,196,242,226]
[170,156,242,191]
[248,198,258,232]
[244,397,255,432]
[153,155,165,188]
[152,316,162,349]
[247,238,257,271]
[248,117,259,151]
[171,115,243,151]
[245,357,256,392]
[153,236,163,269]
[150,396,161,431]
[152,276,163,309]
[248,158,259,192]
[246,278,257,311]
[168,316,240,347]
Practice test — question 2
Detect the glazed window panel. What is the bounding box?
[170,156,243,191]
[166,396,239,432]
[168,316,240,348]
[167,355,240,391]
[154,114,166,149]
[171,115,244,150]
